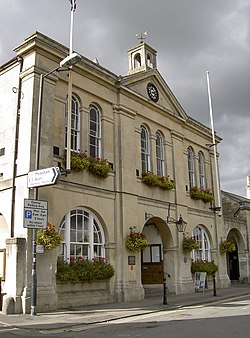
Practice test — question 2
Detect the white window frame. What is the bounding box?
[187,147,196,188]
[156,131,165,176]
[59,208,105,262]
[89,104,101,158]
[198,151,206,190]
[141,125,151,173]
[65,95,80,151]
[191,226,211,261]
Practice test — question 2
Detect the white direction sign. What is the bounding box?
[24,199,48,229]
[27,167,60,188]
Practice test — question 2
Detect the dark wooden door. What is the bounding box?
[229,251,239,280]
[141,244,164,284]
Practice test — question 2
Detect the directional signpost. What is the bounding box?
[27,167,60,189]
[24,199,48,229]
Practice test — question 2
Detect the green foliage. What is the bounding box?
[36,223,62,250]
[190,186,214,203]
[71,151,89,171]
[125,231,149,252]
[142,172,175,190]
[70,151,111,178]
[56,258,115,282]
[183,236,200,252]
[220,239,236,254]
[191,260,218,275]
[88,157,111,178]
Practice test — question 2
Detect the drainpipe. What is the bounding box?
[10,56,23,238]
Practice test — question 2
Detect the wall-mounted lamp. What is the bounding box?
[234,201,250,218]
[144,211,187,233]
[167,215,187,233]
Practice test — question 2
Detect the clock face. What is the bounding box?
[147,83,159,102]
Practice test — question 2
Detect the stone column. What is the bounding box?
[36,247,58,311]
[3,238,26,314]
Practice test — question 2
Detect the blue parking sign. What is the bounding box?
[24,210,32,219]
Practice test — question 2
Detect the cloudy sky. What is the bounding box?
[0,0,249,196]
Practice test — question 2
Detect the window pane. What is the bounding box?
[142,246,151,263]
[65,96,80,151]
[64,208,105,261]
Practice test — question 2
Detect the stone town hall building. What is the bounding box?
[0,32,249,313]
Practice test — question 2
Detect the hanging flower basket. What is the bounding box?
[183,236,200,252]
[220,239,236,254]
[190,186,214,203]
[142,172,175,190]
[36,223,62,250]
[125,231,149,252]
[191,259,218,275]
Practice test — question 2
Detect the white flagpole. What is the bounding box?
[206,71,221,210]
[69,6,74,54]
[66,2,75,171]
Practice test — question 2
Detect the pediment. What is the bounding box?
[120,69,187,120]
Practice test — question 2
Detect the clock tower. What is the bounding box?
[127,41,157,75]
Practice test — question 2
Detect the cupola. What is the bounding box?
[127,36,157,75]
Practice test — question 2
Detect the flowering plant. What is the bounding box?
[71,150,89,171]
[142,172,175,190]
[70,150,112,178]
[183,236,200,252]
[220,239,236,254]
[190,186,214,203]
[88,157,111,178]
[191,259,218,275]
[125,231,149,252]
[56,257,115,282]
[36,223,62,250]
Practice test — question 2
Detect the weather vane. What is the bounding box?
[136,31,148,43]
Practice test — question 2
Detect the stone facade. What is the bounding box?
[1,31,248,314]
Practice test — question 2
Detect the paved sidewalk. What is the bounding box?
[0,284,249,332]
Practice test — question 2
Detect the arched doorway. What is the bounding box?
[226,229,245,282]
[141,217,173,286]
[228,248,239,281]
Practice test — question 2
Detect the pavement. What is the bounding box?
[0,283,250,333]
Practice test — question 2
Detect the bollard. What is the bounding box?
[163,277,167,305]
[213,273,217,296]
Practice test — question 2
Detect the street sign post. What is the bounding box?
[24,199,48,229]
[27,167,60,188]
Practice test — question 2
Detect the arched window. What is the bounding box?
[192,226,211,261]
[198,151,206,190]
[89,104,101,157]
[156,131,165,176]
[187,147,195,188]
[134,53,141,68]
[147,54,153,68]
[59,208,105,262]
[65,95,80,151]
[141,125,150,173]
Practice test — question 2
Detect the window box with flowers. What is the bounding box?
[36,223,62,250]
[56,257,115,282]
[220,239,236,254]
[190,186,214,203]
[142,172,175,190]
[125,231,149,252]
[183,236,200,252]
[191,259,218,275]
[70,150,112,178]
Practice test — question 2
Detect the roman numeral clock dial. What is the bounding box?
[147,83,159,102]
